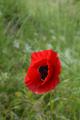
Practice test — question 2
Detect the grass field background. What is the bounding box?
[0,0,80,119]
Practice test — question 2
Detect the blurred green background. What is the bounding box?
[0,0,80,119]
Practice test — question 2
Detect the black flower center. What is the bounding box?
[39,65,48,80]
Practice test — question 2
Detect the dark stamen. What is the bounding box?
[39,65,48,80]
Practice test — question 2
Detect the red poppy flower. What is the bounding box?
[24,49,61,94]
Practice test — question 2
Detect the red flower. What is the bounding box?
[24,49,61,94]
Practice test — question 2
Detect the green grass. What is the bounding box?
[0,0,80,119]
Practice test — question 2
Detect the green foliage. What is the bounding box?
[0,0,80,119]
